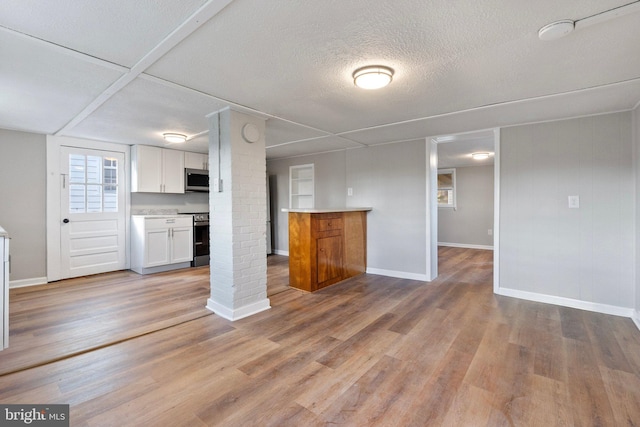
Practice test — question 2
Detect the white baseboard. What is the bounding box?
[633,310,640,332]
[366,267,428,282]
[272,249,289,256]
[438,242,494,250]
[9,277,48,289]
[206,298,271,321]
[496,287,635,318]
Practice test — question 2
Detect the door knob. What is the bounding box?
[63,218,70,224]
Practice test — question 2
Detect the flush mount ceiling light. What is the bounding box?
[471,152,491,160]
[163,133,187,143]
[353,65,394,90]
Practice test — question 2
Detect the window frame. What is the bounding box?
[437,168,457,209]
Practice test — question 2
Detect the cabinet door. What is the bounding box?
[145,228,171,267]
[317,235,343,288]
[162,149,185,193]
[185,152,207,170]
[170,226,193,263]
[132,145,163,192]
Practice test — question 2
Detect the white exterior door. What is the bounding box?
[60,147,126,279]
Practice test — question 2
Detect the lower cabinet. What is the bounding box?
[131,216,193,274]
[288,210,367,292]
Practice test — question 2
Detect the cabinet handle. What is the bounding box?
[327,222,332,227]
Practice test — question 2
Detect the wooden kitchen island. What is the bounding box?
[285,208,371,292]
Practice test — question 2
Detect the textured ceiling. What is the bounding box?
[1,0,639,159]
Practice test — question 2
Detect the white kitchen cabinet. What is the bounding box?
[1,227,9,350]
[185,152,208,170]
[131,145,185,193]
[131,216,193,274]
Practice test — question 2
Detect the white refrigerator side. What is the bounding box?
[266,176,272,255]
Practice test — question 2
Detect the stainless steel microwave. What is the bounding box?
[185,168,209,192]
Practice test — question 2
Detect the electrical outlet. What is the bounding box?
[488,229,493,236]
[347,187,353,196]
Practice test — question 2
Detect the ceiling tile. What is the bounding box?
[265,118,329,147]
[63,75,228,148]
[0,0,209,67]
[266,136,363,160]
[342,78,640,146]
[0,29,125,134]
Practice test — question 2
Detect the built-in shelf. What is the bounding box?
[289,164,314,209]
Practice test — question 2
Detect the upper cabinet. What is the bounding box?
[185,152,208,170]
[131,145,185,193]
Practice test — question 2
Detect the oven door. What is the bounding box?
[193,222,210,266]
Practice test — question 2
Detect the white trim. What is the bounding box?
[496,287,635,318]
[493,128,501,294]
[426,138,438,280]
[206,298,271,321]
[366,267,428,282]
[9,277,48,289]
[438,242,493,250]
[273,249,289,256]
[633,310,640,332]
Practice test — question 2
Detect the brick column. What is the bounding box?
[206,108,270,320]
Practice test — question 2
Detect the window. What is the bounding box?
[437,168,456,208]
[69,154,119,213]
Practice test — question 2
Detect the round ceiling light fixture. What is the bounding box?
[163,133,187,143]
[471,152,491,160]
[353,65,394,90]
[538,20,574,41]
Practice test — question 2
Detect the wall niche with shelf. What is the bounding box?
[289,164,314,209]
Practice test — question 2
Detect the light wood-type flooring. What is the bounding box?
[1,248,639,426]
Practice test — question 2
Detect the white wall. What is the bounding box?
[500,112,635,314]
[0,129,47,283]
[438,165,494,248]
[346,141,427,278]
[267,140,427,279]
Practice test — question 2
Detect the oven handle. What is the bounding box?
[194,221,209,226]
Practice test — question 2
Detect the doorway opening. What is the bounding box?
[428,129,500,289]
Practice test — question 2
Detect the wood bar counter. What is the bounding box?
[285,208,371,292]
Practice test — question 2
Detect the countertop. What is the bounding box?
[0,226,7,238]
[282,207,372,213]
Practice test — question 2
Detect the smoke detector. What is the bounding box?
[538,20,574,41]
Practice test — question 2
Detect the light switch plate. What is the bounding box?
[568,195,579,209]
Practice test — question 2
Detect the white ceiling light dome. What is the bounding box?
[353,65,394,90]
[471,152,491,160]
[163,133,187,143]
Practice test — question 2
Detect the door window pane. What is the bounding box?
[68,154,119,213]
[69,184,86,213]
